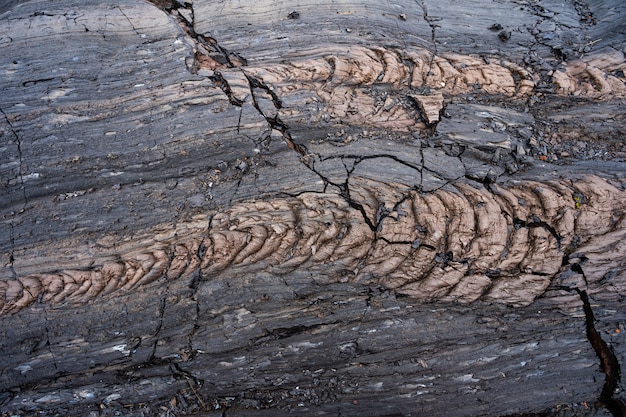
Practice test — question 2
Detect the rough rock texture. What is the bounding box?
[2,175,625,314]
[0,0,625,416]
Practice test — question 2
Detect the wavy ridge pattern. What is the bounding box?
[246,45,626,98]
[248,46,535,96]
[1,175,624,314]
[232,45,626,132]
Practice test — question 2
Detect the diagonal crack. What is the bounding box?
[150,0,450,235]
[1,106,27,209]
[512,216,563,251]
[117,6,141,36]
[144,1,626,320]
[210,71,244,106]
[559,264,626,417]
[244,72,283,109]
[576,288,625,416]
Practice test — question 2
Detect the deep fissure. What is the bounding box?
[576,288,625,416]
[560,262,626,417]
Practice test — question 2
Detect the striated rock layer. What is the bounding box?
[1,0,625,415]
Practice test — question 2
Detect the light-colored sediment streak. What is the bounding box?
[1,175,624,314]
[227,45,626,130]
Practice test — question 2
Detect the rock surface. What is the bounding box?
[0,0,625,416]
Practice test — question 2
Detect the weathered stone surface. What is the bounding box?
[0,0,625,416]
[410,93,444,125]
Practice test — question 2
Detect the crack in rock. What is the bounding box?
[558,261,626,416]
[164,5,308,158]
[1,2,625,415]
[576,287,626,416]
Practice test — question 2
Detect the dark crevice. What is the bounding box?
[244,72,283,109]
[229,177,243,205]
[268,114,307,155]
[512,216,562,250]
[237,105,245,134]
[151,0,246,70]
[188,268,202,290]
[577,287,626,417]
[570,262,590,285]
[528,271,553,277]
[402,55,415,88]
[242,71,307,155]
[21,77,55,87]
[254,323,331,345]
[417,144,426,190]
[309,152,451,231]
[321,153,423,174]
[325,56,336,83]
[2,106,27,280]
[378,236,436,251]
[142,355,206,395]
[201,35,247,68]
[7,222,17,279]
[325,160,376,230]
[340,186,377,232]
[560,263,626,417]
[169,360,200,385]
[416,173,465,195]
[210,71,244,106]
[175,7,241,71]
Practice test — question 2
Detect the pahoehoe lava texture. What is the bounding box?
[1,1,626,415]
[2,175,624,314]
[209,44,626,133]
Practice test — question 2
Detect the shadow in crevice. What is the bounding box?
[560,263,626,417]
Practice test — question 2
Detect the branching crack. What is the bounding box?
[320,153,423,174]
[156,0,442,237]
[244,72,283,109]
[512,216,563,250]
[343,189,377,232]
